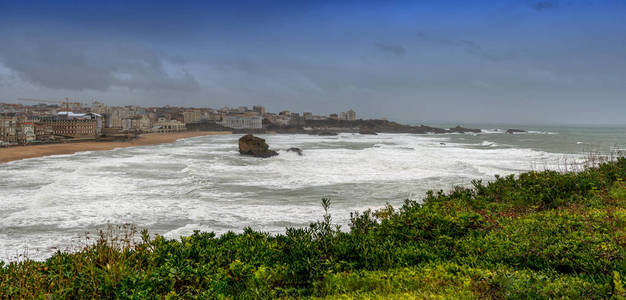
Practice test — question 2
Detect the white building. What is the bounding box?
[153,118,186,132]
[346,109,356,121]
[183,110,203,124]
[219,115,262,129]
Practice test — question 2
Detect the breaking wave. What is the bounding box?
[0,133,574,261]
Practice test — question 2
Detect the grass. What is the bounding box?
[1,158,625,299]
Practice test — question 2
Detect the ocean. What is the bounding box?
[1,125,624,261]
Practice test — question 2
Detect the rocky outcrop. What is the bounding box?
[238,134,278,158]
[506,129,526,134]
[267,119,483,135]
[449,125,482,134]
[286,147,303,156]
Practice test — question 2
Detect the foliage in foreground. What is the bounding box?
[1,158,626,299]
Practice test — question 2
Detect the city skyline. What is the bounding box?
[1,1,626,125]
[0,99,360,145]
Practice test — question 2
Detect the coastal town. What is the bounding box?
[0,99,357,146]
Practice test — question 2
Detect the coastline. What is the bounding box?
[0,131,232,164]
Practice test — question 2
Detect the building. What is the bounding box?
[106,107,137,128]
[205,111,221,121]
[37,118,99,138]
[219,115,262,129]
[303,112,313,120]
[16,122,36,144]
[122,115,153,132]
[122,117,139,131]
[290,112,304,125]
[339,112,347,120]
[139,115,152,131]
[0,114,18,144]
[183,110,203,124]
[36,112,103,138]
[253,105,266,116]
[34,123,55,142]
[91,101,108,114]
[329,113,338,120]
[346,109,356,121]
[153,118,186,132]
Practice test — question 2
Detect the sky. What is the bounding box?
[0,0,625,125]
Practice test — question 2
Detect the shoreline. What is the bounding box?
[0,131,232,164]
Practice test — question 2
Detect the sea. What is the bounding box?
[1,124,624,261]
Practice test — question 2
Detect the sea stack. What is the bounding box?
[448,125,482,133]
[238,134,278,158]
[506,129,526,134]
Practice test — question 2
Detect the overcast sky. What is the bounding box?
[1,0,625,125]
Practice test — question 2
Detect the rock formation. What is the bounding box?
[238,134,278,158]
[286,147,303,156]
[506,129,526,134]
[448,125,482,134]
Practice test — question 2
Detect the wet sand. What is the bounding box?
[0,131,232,164]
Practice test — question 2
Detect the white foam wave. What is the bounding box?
[481,129,506,134]
[0,133,576,261]
[527,130,558,135]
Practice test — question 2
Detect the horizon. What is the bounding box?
[1,0,626,125]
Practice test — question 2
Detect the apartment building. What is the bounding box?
[0,114,18,143]
[183,110,203,124]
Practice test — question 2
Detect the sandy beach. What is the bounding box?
[0,131,232,164]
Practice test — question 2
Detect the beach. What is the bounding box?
[0,131,232,164]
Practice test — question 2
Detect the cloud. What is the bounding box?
[0,40,199,92]
[374,43,406,57]
[416,32,514,61]
[529,1,558,12]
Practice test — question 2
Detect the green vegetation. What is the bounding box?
[2,158,626,299]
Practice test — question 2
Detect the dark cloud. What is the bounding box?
[0,1,625,125]
[0,40,199,92]
[529,1,558,12]
[374,43,406,56]
[228,59,259,73]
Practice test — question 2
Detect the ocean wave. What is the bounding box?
[480,129,558,135]
[527,130,558,135]
[0,133,575,261]
[481,129,506,134]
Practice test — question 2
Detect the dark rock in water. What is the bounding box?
[359,129,378,135]
[238,134,278,158]
[287,147,303,156]
[448,125,482,134]
[506,129,526,134]
[267,119,487,135]
[318,131,338,136]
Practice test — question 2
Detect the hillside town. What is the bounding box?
[0,100,356,146]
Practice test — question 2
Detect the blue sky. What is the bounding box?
[1,0,625,124]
